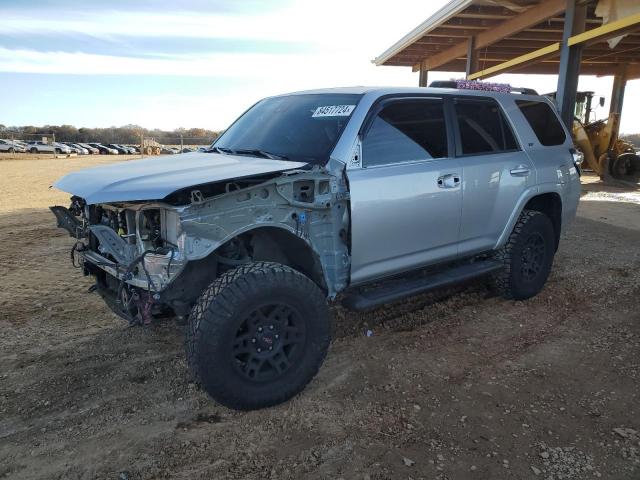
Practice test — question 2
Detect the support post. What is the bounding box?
[609,65,628,116]
[556,0,586,127]
[465,37,479,79]
[419,61,429,87]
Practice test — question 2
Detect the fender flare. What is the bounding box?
[494,184,563,250]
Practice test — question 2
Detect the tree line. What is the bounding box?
[0,124,221,146]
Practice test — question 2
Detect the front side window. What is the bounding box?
[454,98,518,155]
[214,93,362,165]
[363,99,448,167]
[516,99,566,146]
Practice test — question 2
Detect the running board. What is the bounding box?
[342,260,502,311]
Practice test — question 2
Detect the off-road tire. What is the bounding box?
[491,210,555,300]
[186,261,330,410]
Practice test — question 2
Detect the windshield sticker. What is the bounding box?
[312,105,356,117]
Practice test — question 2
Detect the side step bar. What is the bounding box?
[342,260,502,311]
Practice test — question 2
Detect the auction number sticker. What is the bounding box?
[312,105,356,117]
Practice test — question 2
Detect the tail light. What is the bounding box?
[570,148,583,176]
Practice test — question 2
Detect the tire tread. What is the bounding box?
[186,261,329,410]
[491,209,552,300]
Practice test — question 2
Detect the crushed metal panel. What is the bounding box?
[177,168,351,296]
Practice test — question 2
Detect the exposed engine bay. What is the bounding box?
[51,167,351,325]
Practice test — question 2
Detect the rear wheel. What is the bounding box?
[30,147,38,154]
[187,261,330,410]
[491,210,555,300]
[8,147,14,153]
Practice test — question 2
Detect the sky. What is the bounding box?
[0,0,638,133]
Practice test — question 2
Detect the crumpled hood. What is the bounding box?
[53,152,308,204]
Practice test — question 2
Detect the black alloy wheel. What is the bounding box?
[187,261,330,410]
[232,303,306,382]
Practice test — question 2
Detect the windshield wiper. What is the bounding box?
[232,149,289,160]
[210,146,234,154]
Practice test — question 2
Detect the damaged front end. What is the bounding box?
[51,197,189,324]
[51,166,351,325]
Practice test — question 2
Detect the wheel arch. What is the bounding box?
[228,226,328,292]
[163,224,329,316]
[522,192,562,250]
[495,187,563,251]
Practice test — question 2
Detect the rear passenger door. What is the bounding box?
[453,97,536,256]
[347,97,462,285]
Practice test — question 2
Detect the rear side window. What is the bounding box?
[516,100,566,146]
[454,98,518,155]
[363,99,448,167]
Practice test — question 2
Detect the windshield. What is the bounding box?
[213,93,362,164]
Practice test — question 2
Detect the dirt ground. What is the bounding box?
[1,156,639,480]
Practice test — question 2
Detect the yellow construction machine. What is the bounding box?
[569,91,639,183]
[140,138,162,156]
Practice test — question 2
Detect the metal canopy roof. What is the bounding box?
[374,0,640,79]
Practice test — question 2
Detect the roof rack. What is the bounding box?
[428,80,538,95]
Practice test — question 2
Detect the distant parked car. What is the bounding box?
[113,144,137,154]
[105,144,129,155]
[64,143,89,155]
[0,139,27,153]
[77,143,99,154]
[88,143,119,155]
[27,141,71,154]
[63,143,79,154]
[181,147,196,153]
[160,147,176,154]
[53,142,72,154]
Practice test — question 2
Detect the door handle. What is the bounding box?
[510,166,530,177]
[437,174,460,188]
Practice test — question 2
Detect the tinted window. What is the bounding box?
[363,99,447,167]
[454,99,518,155]
[516,100,566,146]
[214,93,361,165]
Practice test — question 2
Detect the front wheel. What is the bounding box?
[30,147,38,154]
[491,210,555,300]
[8,147,14,153]
[187,261,330,410]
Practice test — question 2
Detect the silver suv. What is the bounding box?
[27,141,71,154]
[51,86,581,410]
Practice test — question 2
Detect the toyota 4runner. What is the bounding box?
[51,85,581,410]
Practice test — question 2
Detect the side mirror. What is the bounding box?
[599,97,605,107]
